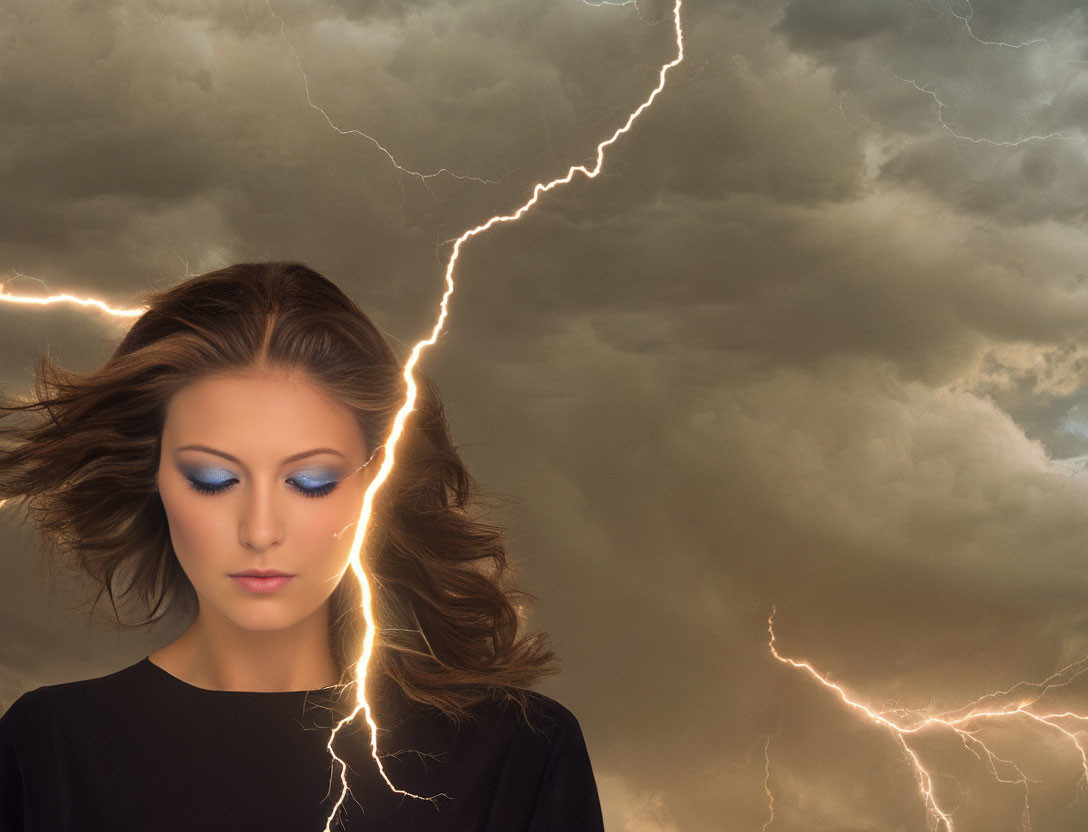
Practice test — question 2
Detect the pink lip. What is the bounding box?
[230,575,294,594]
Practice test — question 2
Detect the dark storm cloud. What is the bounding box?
[775,0,912,51]
[4,0,1088,828]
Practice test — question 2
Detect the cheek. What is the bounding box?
[291,481,372,583]
[304,489,367,566]
[158,475,228,575]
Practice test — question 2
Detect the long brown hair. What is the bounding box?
[0,262,559,723]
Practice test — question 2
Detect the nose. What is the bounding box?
[238,477,285,551]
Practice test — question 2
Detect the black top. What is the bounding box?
[0,658,605,831]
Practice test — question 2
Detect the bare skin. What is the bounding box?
[149,366,376,693]
[149,601,339,693]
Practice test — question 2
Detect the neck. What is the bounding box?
[156,602,340,692]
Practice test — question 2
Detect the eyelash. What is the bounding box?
[186,478,338,499]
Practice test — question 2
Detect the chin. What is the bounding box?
[219,604,305,633]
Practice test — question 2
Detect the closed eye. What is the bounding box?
[185,478,338,499]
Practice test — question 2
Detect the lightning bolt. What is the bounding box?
[725,727,781,831]
[768,607,1088,831]
[0,280,145,318]
[321,2,685,825]
[0,1,686,826]
[942,0,1050,50]
[896,75,1080,148]
[263,0,504,193]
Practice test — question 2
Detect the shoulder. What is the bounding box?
[499,691,605,828]
[1,661,147,743]
[424,687,590,758]
[517,690,587,739]
[3,660,142,709]
[471,688,591,764]
[461,687,583,733]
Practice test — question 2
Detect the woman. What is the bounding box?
[0,262,605,831]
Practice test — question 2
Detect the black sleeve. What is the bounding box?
[525,707,605,832]
[0,696,27,832]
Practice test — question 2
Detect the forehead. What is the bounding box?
[162,370,363,454]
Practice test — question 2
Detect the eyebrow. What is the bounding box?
[176,445,346,465]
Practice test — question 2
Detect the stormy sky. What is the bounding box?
[3,0,1088,828]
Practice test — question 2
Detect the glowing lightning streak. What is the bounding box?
[0,282,145,318]
[769,607,1088,831]
[321,3,685,826]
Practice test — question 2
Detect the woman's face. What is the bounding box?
[156,368,375,634]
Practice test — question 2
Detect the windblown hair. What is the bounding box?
[0,262,559,723]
